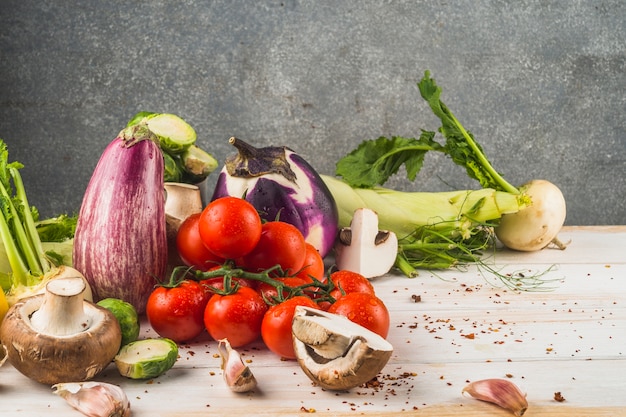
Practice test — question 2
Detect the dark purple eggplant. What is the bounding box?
[211,137,338,258]
[73,124,167,314]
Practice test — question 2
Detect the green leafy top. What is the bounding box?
[335,71,519,195]
[336,132,441,188]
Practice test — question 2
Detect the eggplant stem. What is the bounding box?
[119,123,159,147]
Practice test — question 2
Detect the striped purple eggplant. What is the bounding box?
[211,137,338,258]
[73,125,167,314]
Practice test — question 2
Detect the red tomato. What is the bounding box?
[329,270,375,301]
[261,296,319,359]
[203,286,268,347]
[327,292,390,338]
[176,213,225,270]
[295,243,325,283]
[242,221,306,274]
[198,197,262,260]
[146,280,211,342]
[257,277,308,303]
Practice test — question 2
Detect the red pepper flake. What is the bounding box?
[300,406,316,413]
[463,333,475,339]
[411,294,422,302]
[554,392,566,402]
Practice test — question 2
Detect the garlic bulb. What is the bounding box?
[52,381,130,417]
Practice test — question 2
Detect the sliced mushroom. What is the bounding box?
[292,306,393,391]
[0,277,122,385]
[335,208,398,278]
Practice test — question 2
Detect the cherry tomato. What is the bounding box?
[295,243,325,283]
[198,196,262,260]
[329,270,375,301]
[327,292,390,338]
[242,221,306,274]
[257,277,308,303]
[146,280,211,342]
[176,213,225,270]
[203,286,268,347]
[261,296,319,359]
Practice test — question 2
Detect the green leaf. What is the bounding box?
[335,132,442,188]
[36,214,77,242]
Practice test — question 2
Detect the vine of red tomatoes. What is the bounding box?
[147,196,390,359]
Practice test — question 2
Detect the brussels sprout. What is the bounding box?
[115,338,178,379]
[180,144,218,183]
[126,111,157,127]
[97,298,140,347]
[162,151,184,183]
[144,113,196,155]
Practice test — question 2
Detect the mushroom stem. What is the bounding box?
[29,277,92,336]
[164,182,203,234]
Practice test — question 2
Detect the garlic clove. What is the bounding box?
[462,378,528,416]
[218,338,257,393]
[52,381,131,417]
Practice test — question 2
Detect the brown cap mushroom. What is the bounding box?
[0,277,122,384]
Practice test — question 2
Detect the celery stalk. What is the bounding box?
[0,140,58,294]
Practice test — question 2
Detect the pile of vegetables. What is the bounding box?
[0,68,570,411]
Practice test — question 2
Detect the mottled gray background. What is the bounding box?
[1,0,624,225]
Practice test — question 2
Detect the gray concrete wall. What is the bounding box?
[1,0,624,225]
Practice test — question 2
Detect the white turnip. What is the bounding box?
[495,179,567,251]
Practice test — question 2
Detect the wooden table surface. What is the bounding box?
[1,226,625,417]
